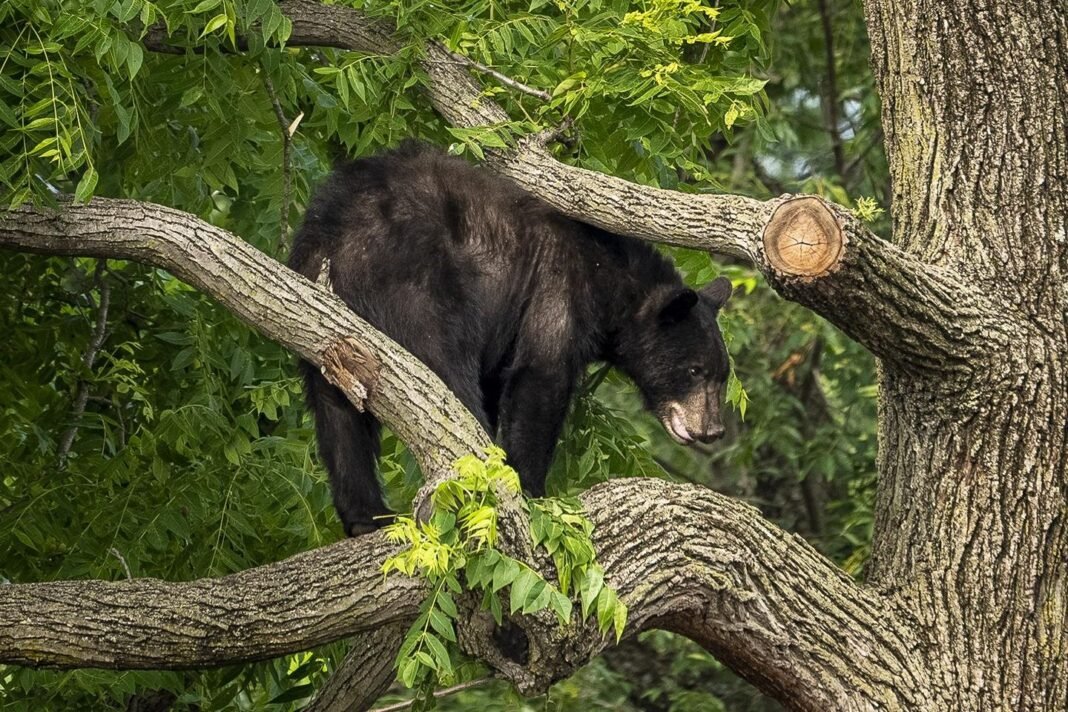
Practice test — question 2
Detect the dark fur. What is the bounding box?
[290,142,732,535]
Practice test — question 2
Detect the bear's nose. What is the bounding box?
[702,426,725,442]
[696,426,721,441]
[694,425,725,444]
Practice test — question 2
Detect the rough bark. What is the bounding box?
[0,534,422,668]
[860,1,1068,709]
[305,622,409,712]
[0,480,915,711]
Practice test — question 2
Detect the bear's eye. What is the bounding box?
[688,366,704,379]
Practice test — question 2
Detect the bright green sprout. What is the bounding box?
[852,196,886,223]
[382,447,627,705]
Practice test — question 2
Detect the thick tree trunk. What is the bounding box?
[863,1,1068,708]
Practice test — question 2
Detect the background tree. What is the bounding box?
[0,1,1064,711]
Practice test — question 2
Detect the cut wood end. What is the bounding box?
[762,197,844,279]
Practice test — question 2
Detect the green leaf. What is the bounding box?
[484,590,503,625]
[424,634,453,677]
[428,608,456,642]
[188,0,220,13]
[580,565,604,619]
[491,557,520,593]
[613,600,628,642]
[125,42,143,79]
[436,591,458,618]
[522,580,551,614]
[549,591,573,625]
[509,569,538,614]
[596,587,617,635]
[74,168,98,203]
[400,658,420,688]
[267,684,314,704]
[201,13,228,37]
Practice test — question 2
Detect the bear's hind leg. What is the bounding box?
[302,364,390,536]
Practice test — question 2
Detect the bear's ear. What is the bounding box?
[658,287,699,324]
[700,276,733,310]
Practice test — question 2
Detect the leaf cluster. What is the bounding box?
[382,448,626,706]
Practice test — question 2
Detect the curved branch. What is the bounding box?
[306,622,408,712]
[0,198,491,482]
[580,480,926,712]
[272,0,1004,376]
[0,534,421,668]
[0,478,921,711]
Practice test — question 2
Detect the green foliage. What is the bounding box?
[546,368,667,495]
[383,449,627,706]
[0,255,345,707]
[1,0,777,210]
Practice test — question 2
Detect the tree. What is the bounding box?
[0,0,1065,710]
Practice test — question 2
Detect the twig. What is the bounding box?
[673,1,718,131]
[796,338,828,537]
[435,48,551,101]
[57,261,111,467]
[109,547,133,580]
[369,678,495,712]
[261,68,294,254]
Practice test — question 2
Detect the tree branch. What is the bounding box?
[56,259,111,466]
[268,0,1005,377]
[0,198,491,484]
[0,477,921,711]
[817,0,847,176]
[369,678,494,712]
[0,533,423,668]
[579,480,926,712]
[486,147,1004,381]
[306,622,409,712]
[429,48,551,101]
[260,68,295,254]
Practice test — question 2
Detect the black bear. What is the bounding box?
[290,142,733,535]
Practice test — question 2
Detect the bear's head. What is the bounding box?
[619,276,733,446]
